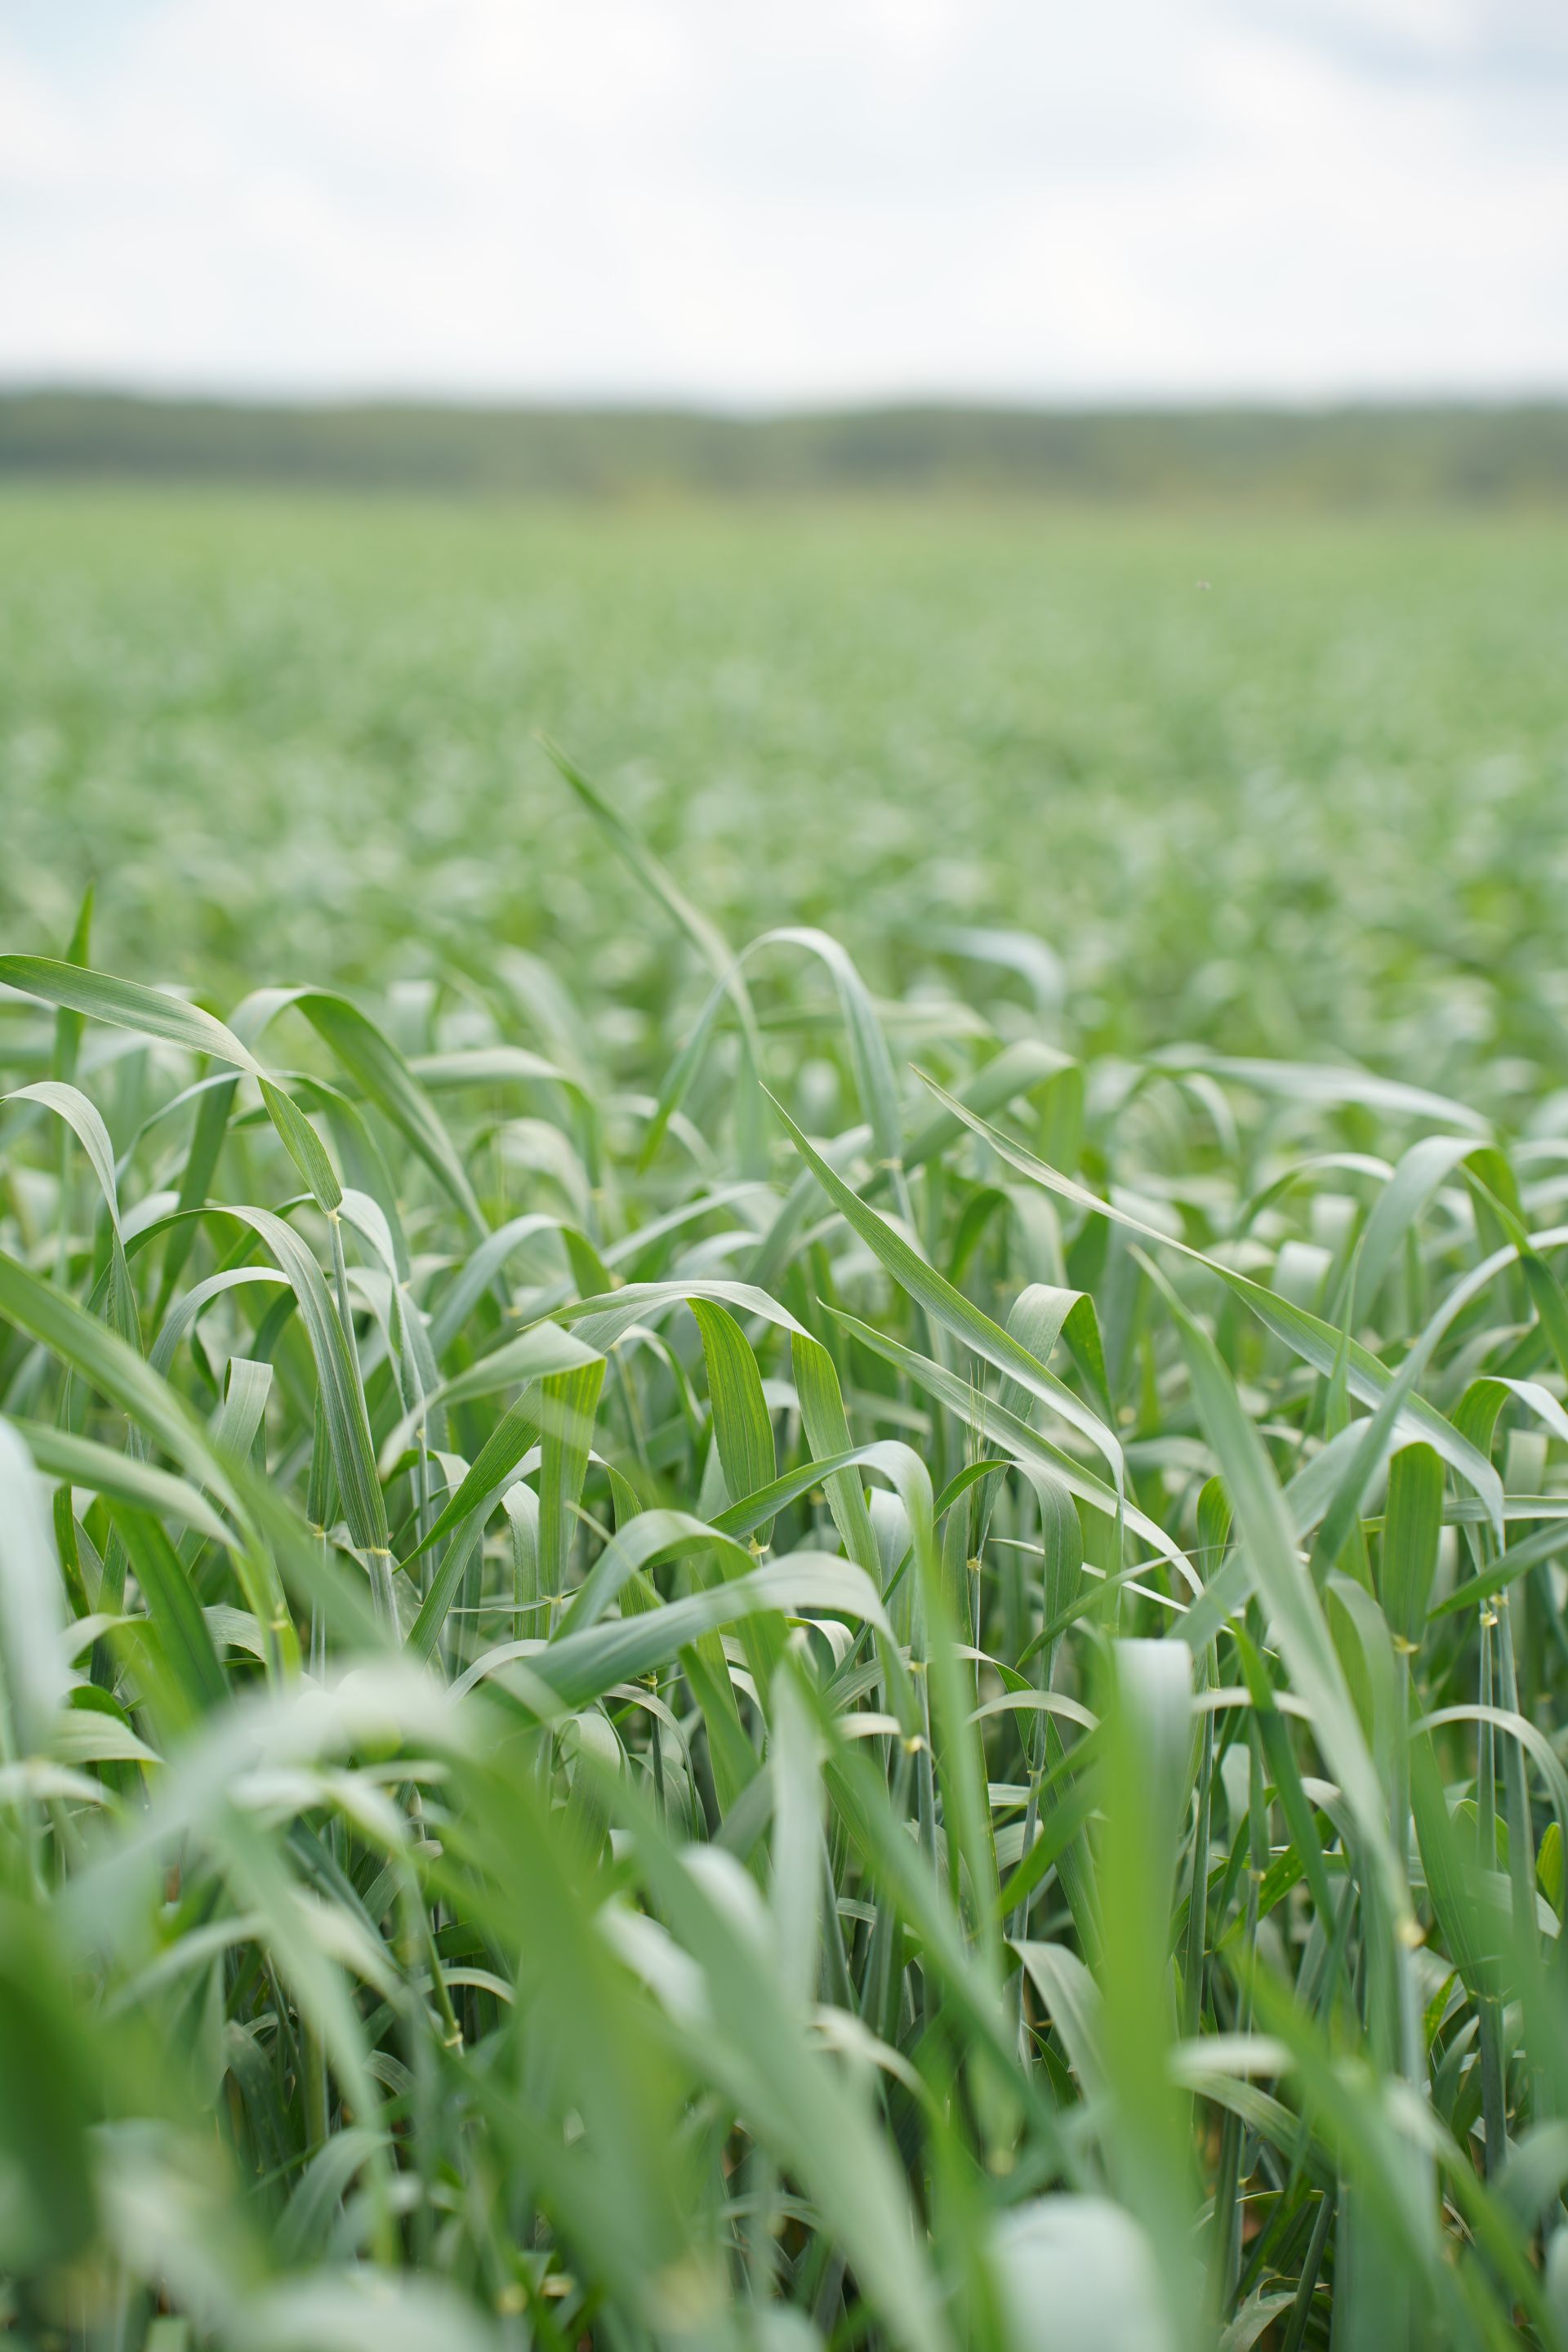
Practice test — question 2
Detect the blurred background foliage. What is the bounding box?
[5,396,1568,505]
[3,483,1566,1110]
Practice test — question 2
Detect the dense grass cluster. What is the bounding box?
[6,502,1568,2350]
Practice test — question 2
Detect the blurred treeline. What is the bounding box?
[3,389,1568,504]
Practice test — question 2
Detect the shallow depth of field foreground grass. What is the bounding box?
[5,507,1568,2349]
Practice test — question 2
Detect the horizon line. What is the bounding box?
[6,381,1568,422]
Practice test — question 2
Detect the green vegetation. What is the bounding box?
[4,492,1568,2349]
[5,492,1568,1089]
[4,393,1568,506]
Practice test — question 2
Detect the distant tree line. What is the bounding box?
[2,388,1566,503]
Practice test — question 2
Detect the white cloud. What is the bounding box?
[0,0,1565,402]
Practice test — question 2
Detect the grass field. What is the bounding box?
[4,490,1568,2350]
[6,493,1568,1086]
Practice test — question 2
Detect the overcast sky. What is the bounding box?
[2,0,1566,407]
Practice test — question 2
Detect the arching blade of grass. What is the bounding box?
[643,926,903,1174]
[232,987,483,1231]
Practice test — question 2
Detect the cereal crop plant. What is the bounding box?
[2,752,1568,2351]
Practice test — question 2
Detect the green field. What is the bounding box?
[6,493,1568,1087]
[5,490,1568,2351]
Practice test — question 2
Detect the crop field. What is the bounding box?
[3,489,1568,2350]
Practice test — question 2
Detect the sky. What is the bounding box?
[2,0,1567,408]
